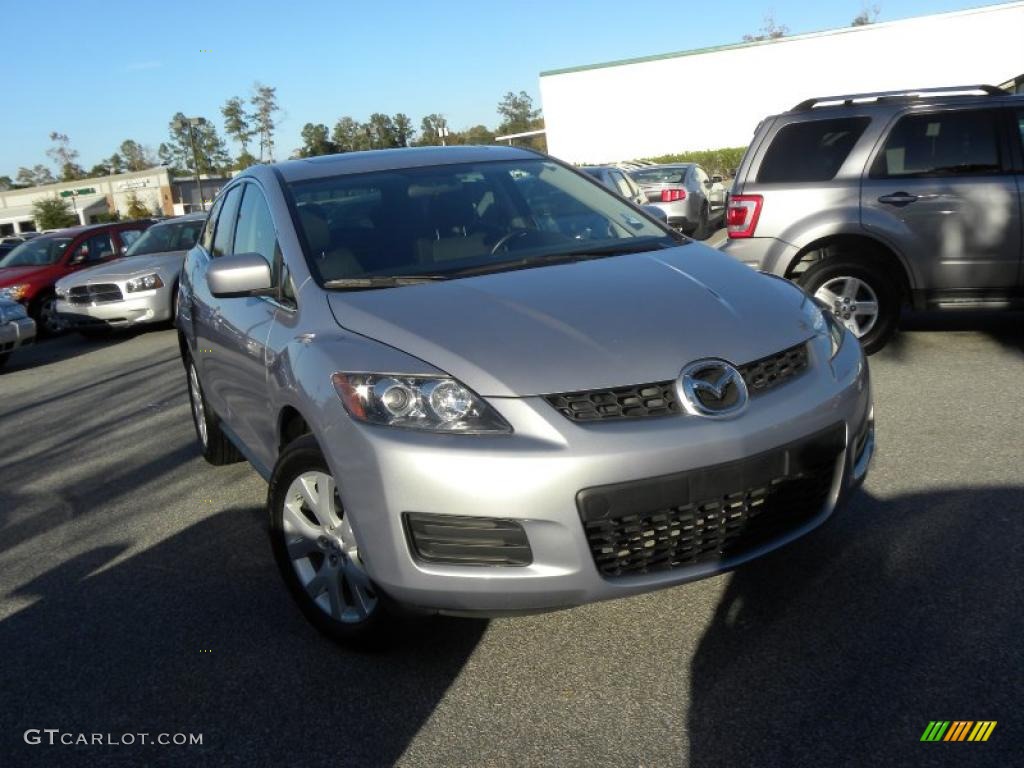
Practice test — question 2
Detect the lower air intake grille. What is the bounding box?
[577,423,843,578]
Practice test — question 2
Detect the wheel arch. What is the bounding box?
[278,405,312,456]
[785,234,913,303]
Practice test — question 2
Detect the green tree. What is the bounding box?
[393,113,415,147]
[158,113,231,175]
[221,96,255,163]
[417,113,449,146]
[852,4,880,25]
[32,195,77,229]
[332,116,370,152]
[119,140,154,171]
[365,113,398,148]
[497,91,540,135]
[0,175,11,190]
[16,165,56,187]
[743,13,788,41]
[123,191,151,220]
[298,123,337,157]
[234,149,258,171]
[461,124,495,145]
[47,132,86,180]
[250,82,279,162]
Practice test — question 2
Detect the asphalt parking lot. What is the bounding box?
[1,311,1021,767]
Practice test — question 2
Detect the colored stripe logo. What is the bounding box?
[920,721,997,742]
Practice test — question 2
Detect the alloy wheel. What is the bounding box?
[282,471,378,624]
[40,296,67,334]
[814,276,880,338]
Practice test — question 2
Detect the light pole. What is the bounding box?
[173,116,207,211]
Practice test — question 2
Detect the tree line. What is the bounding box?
[2,85,544,191]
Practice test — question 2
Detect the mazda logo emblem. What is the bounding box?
[676,359,748,418]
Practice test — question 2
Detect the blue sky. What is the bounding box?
[4,0,985,177]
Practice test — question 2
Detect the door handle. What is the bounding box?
[878,192,919,205]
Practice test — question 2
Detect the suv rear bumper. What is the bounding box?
[720,236,799,275]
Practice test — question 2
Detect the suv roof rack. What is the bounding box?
[791,84,1006,112]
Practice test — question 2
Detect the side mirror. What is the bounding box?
[641,204,669,223]
[120,246,128,256]
[207,253,272,298]
[711,175,723,183]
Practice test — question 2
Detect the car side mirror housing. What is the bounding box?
[641,204,669,223]
[207,253,273,298]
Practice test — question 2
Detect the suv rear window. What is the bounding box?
[870,110,1001,178]
[757,117,870,182]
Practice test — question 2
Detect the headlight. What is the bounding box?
[803,298,844,359]
[55,285,68,298]
[125,274,164,292]
[331,373,511,434]
[0,284,29,301]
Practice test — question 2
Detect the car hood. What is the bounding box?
[326,244,815,397]
[61,252,185,285]
[0,265,54,286]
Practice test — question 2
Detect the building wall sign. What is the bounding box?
[117,179,152,190]
[59,187,97,198]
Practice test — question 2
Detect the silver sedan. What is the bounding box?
[0,297,35,369]
[55,214,206,334]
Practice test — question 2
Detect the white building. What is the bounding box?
[539,1,1024,164]
[0,168,230,235]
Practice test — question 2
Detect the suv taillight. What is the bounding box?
[660,189,686,202]
[726,195,763,238]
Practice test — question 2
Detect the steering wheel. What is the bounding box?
[490,229,532,255]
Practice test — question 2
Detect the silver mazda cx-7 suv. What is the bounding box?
[178,146,874,644]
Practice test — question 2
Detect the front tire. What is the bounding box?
[185,355,242,465]
[799,257,900,354]
[32,292,67,336]
[268,435,391,646]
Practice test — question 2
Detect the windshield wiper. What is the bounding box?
[323,275,448,291]
[442,238,672,278]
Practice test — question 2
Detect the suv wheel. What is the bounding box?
[269,435,390,645]
[799,258,899,354]
[186,356,242,465]
[695,203,710,240]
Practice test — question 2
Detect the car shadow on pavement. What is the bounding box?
[1,330,144,374]
[884,309,1023,360]
[0,506,488,768]
[686,487,1022,767]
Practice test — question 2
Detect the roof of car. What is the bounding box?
[41,220,153,239]
[260,145,544,184]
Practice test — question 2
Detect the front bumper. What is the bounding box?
[0,316,36,355]
[321,332,873,616]
[56,289,172,328]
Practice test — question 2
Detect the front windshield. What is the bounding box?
[0,237,73,268]
[287,159,676,284]
[127,219,203,257]
[631,167,690,184]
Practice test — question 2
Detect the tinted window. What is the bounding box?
[127,219,203,256]
[0,237,72,267]
[758,117,870,182]
[609,171,634,199]
[211,187,243,257]
[871,110,1000,178]
[631,167,689,184]
[233,185,279,279]
[288,159,673,284]
[201,197,224,253]
[73,232,115,263]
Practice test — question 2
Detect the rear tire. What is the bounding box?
[0,352,9,370]
[185,354,242,465]
[268,435,393,647]
[799,256,900,354]
[694,203,711,240]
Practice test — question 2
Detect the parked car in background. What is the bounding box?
[627,163,726,239]
[721,84,1024,353]
[580,165,647,205]
[56,213,206,335]
[0,296,35,369]
[179,146,873,645]
[0,220,152,334]
[0,243,16,260]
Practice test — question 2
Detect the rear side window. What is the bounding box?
[757,117,870,182]
[871,110,1001,178]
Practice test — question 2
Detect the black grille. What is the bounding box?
[545,343,809,422]
[68,284,123,305]
[577,423,843,578]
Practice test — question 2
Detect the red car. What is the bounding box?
[0,220,153,334]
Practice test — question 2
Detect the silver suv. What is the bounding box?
[721,84,1024,352]
[178,146,873,644]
